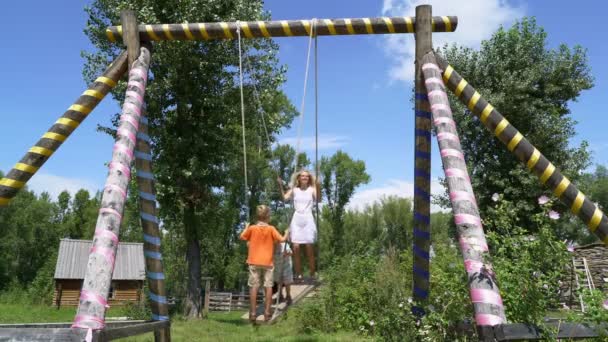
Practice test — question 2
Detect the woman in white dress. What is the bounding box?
[277,169,320,280]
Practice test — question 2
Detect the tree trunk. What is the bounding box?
[183,202,202,319]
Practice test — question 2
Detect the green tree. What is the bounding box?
[583,165,608,211]
[341,196,413,254]
[320,150,370,256]
[439,17,593,233]
[64,189,98,239]
[83,0,296,317]
[57,191,71,226]
[119,179,144,243]
[0,188,60,289]
[379,196,412,251]
[560,165,608,244]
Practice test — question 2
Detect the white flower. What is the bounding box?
[566,241,575,252]
[369,320,375,326]
[491,193,500,202]
[407,297,413,304]
[543,284,549,289]
[603,300,608,310]
[548,210,560,220]
[399,302,404,308]
[538,195,549,205]
[359,326,365,331]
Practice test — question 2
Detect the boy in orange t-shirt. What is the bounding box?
[240,205,289,322]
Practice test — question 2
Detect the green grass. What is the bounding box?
[0,303,129,324]
[116,311,369,342]
[0,303,368,341]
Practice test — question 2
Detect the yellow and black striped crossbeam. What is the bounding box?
[106,16,457,42]
[434,53,608,245]
[0,51,128,207]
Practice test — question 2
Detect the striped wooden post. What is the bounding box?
[422,52,506,340]
[412,4,432,316]
[0,52,127,207]
[72,45,151,333]
[104,16,458,42]
[136,111,170,342]
[434,54,608,246]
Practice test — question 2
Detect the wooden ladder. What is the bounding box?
[572,257,595,312]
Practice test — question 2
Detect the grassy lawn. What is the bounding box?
[0,303,129,324]
[0,303,368,341]
[116,311,369,342]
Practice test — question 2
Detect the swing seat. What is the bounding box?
[241,280,320,324]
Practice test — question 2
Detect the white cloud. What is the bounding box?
[347,178,447,212]
[278,134,350,151]
[27,173,100,200]
[382,0,525,82]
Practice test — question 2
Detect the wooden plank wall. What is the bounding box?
[53,280,143,307]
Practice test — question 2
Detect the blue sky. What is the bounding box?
[1,0,606,210]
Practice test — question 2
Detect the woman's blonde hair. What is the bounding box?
[290,169,316,189]
[256,205,270,221]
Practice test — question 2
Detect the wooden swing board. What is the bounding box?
[241,281,319,324]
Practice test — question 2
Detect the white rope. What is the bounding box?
[247,73,273,149]
[236,22,249,220]
[292,18,317,173]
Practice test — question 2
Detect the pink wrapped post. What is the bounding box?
[421,52,506,340]
[72,45,151,335]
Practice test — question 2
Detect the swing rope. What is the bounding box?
[292,18,316,172]
[276,19,318,309]
[236,20,321,309]
[236,22,250,222]
[313,25,321,277]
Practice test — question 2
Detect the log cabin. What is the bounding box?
[53,239,146,308]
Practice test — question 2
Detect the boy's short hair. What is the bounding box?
[256,205,270,221]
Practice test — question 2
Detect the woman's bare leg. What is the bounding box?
[305,244,316,277]
[293,243,302,278]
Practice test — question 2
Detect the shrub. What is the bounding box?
[292,297,332,334]
[296,195,571,340]
[485,194,570,324]
[294,245,473,341]
[569,289,608,329]
[123,300,152,320]
[27,251,59,305]
[0,281,30,305]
